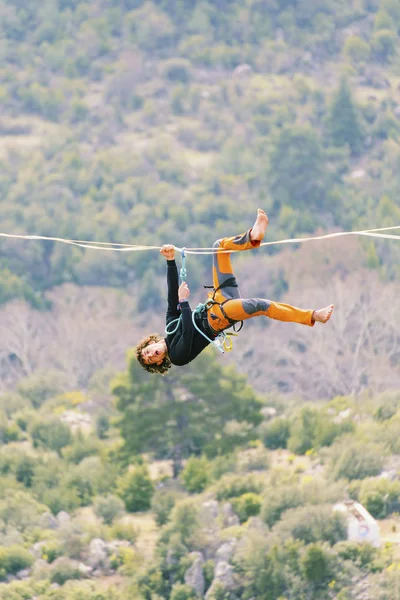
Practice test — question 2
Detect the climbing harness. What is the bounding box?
[164,252,241,354]
[192,300,238,354]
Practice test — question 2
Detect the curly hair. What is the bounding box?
[135,333,172,375]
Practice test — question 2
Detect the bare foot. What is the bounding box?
[312,304,334,324]
[250,209,269,243]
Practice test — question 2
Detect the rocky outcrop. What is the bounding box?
[205,561,236,600]
[184,552,205,597]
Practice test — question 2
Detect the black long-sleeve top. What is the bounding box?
[164,260,213,366]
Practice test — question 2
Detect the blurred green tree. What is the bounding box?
[269,125,329,215]
[113,350,263,474]
[326,76,365,155]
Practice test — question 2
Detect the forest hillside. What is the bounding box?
[0,1,400,599]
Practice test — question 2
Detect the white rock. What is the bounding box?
[205,561,236,599]
[221,503,240,527]
[261,407,278,419]
[232,64,253,78]
[16,568,31,579]
[56,511,71,525]
[201,500,219,521]
[350,169,366,179]
[86,538,108,569]
[39,512,59,530]
[216,540,237,563]
[184,552,205,597]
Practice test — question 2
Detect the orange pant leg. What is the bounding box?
[208,298,315,332]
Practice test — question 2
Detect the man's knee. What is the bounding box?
[242,298,271,315]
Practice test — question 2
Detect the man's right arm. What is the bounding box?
[166,259,180,323]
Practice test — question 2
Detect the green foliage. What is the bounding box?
[0,269,29,305]
[261,482,304,527]
[232,492,263,523]
[180,456,210,493]
[17,372,66,409]
[287,405,354,455]
[62,433,101,464]
[128,2,176,52]
[213,473,263,501]
[272,504,347,545]
[269,125,329,216]
[343,36,371,63]
[371,29,397,61]
[29,418,72,455]
[170,583,197,600]
[334,540,378,569]
[15,454,36,487]
[50,557,83,585]
[162,59,192,82]
[301,543,332,583]
[234,535,307,600]
[114,351,263,473]
[117,465,154,512]
[93,494,125,524]
[151,489,179,526]
[374,9,396,31]
[163,498,200,546]
[95,414,110,439]
[0,489,47,533]
[41,540,63,564]
[0,545,34,578]
[110,519,139,543]
[260,417,291,449]
[329,441,385,481]
[326,76,365,154]
[358,477,400,518]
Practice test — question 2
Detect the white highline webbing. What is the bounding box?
[0,225,398,253]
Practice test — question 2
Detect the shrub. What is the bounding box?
[260,417,291,449]
[237,445,270,473]
[358,478,400,518]
[94,494,125,525]
[151,489,178,526]
[50,557,83,585]
[371,29,397,62]
[118,465,154,512]
[209,454,237,480]
[287,407,320,454]
[261,483,304,527]
[213,474,262,501]
[232,493,263,523]
[62,434,101,464]
[343,36,371,63]
[110,519,139,543]
[30,418,72,455]
[0,545,34,577]
[180,456,210,493]
[15,455,36,487]
[162,59,192,83]
[330,442,384,481]
[203,559,215,591]
[170,583,197,600]
[41,540,63,563]
[272,505,347,546]
[17,372,66,409]
[164,498,200,545]
[301,543,332,583]
[335,540,377,569]
[95,414,110,439]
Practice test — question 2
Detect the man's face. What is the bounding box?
[142,342,165,366]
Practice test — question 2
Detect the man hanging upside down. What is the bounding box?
[136,209,334,374]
